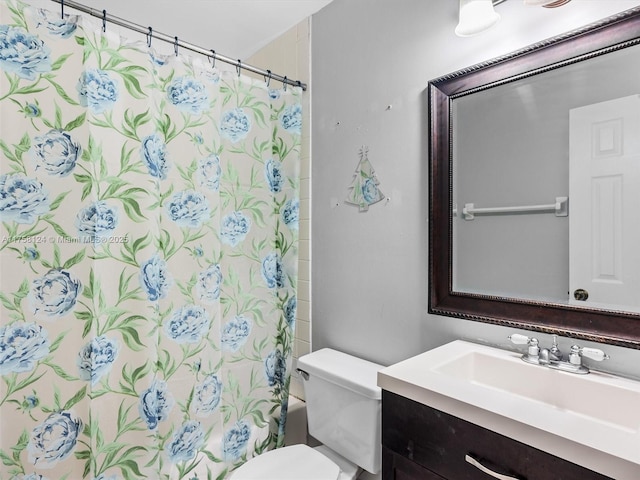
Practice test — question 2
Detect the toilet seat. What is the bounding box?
[230,444,340,480]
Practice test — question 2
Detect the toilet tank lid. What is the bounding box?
[297,348,384,400]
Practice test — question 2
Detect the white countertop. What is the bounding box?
[377,340,640,480]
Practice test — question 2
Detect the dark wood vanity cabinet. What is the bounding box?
[382,390,612,480]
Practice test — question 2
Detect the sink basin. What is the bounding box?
[377,340,640,478]
[433,348,640,430]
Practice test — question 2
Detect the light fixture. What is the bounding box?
[455,0,501,37]
[455,0,573,37]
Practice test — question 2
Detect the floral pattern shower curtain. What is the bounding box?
[0,1,301,479]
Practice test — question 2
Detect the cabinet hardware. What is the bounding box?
[465,454,522,480]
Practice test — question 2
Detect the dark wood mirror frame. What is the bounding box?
[429,7,640,349]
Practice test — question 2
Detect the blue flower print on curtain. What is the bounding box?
[284,297,297,329]
[0,24,51,79]
[196,154,221,191]
[281,198,299,230]
[141,133,170,180]
[164,305,211,344]
[261,252,284,289]
[220,107,252,143]
[34,9,78,38]
[221,315,252,352]
[23,394,39,411]
[264,158,283,193]
[166,420,205,463]
[31,130,81,177]
[22,246,39,262]
[222,420,251,462]
[76,336,119,385]
[166,190,210,228]
[280,103,302,135]
[264,349,286,389]
[192,374,223,417]
[30,269,81,317]
[140,254,172,301]
[21,101,41,119]
[139,379,175,430]
[268,89,280,100]
[0,322,50,374]
[27,411,83,468]
[17,473,49,480]
[196,263,222,304]
[149,51,168,67]
[0,173,50,224]
[76,200,118,240]
[201,69,220,85]
[76,69,119,113]
[220,210,251,246]
[167,76,209,115]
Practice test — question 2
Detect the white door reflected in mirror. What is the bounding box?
[569,95,640,312]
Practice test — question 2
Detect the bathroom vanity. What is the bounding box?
[381,391,609,479]
[377,341,640,480]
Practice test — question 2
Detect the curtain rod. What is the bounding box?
[49,0,307,91]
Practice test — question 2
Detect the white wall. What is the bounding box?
[311,0,640,379]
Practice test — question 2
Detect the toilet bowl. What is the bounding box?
[229,348,383,480]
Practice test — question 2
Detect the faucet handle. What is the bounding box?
[509,334,533,345]
[509,334,539,360]
[580,347,610,362]
[569,345,610,365]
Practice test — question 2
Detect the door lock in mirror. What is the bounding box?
[574,289,589,301]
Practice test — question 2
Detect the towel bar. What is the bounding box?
[462,196,568,220]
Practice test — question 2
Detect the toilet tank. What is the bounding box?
[297,348,383,474]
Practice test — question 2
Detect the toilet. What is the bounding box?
[230,348,384,480]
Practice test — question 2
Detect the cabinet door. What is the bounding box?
[383,446,445,480]
[382,391,612,480]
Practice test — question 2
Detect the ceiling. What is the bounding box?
[27,0,335,60]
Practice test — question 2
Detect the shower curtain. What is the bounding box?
[0,1,301,479]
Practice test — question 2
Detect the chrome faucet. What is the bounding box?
[508,334,609,374]
[539,335,563,364]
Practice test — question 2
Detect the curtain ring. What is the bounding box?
[146,27,152,48]
[102,9,107,32]
[210,50,216,69]
[265,70,272,87]
[236,59,241,77]
[60,0,64,19]
[283,76,288,91]
[174,36,179,56]
[296,80,302,89]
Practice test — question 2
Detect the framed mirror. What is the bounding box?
[429,7,640,349]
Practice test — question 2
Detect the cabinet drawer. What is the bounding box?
[383,446,445,480]
[382,390,612,480]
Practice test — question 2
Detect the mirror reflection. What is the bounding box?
[452,43,640,314]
